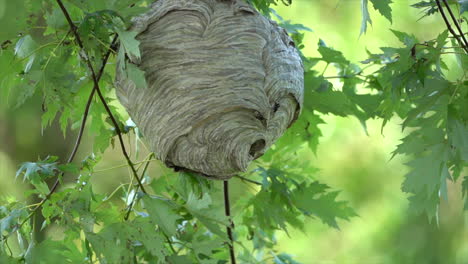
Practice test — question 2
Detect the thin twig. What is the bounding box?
[93,158,159,173]
[235,175,262,186]
[0,34,120,244]
[165,235,177,254]
[43,30,72,71]
[223,180,236,264]
[56,0,147,194]
[448,32,468,38]
[4,239,13,257]
[44,35,118,203]
[324,75,366,80]
[67,36,118,165]
[321,63,329,76]
[414,43,455,49]
[2,36,117,245]
[435,0,468,53]
[442,0,468,50]
[440,52,467,55]
[124,153,154,220]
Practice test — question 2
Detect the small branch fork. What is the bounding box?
[55,0,147,194]
[223,180,236,264]
[0,0,146,243]
[1,38,120,243]
[436,0,468,53]
[124,153,155,221]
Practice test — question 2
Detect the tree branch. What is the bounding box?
[56,0,147,193]
[67,35,118,165]
[124,153,154,221]
[435,0,468,53]
[442,0,468,50]
[223,180,236,264]
[2,2,146,243]
[0,36,121,243]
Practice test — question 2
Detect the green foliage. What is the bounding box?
[0,0,467,263]
[411,1,439,18]
[461,0,468,14]
[370,0,393,22]
[360,0,393,34]
[142,196,181,237]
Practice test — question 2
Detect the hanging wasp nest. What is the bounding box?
[115,0,304,179]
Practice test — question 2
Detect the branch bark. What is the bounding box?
[56,0,147,193]
[1,33,121,245]
[436,0,468,53]
[223,180,236,264]
[442,0,468,50]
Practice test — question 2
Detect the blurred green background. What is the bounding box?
[0,1,467,263]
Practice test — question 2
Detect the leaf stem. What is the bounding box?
[235,175,262,186]
[321,62,329,76]
[4,239,13,257]
[124,153,155,220]
[93,158,159,173]
[165,235,177,255]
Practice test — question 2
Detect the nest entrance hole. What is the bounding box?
[249,139,266,159]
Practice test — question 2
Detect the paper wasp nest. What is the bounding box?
[115,0,304,179]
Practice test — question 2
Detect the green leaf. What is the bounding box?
[14,35,38,73]
[16,156,60,184]
[303,72,356,119]
[317,44,349,65]
[251,190,300,233]
[44,8,68,35]
[186,191,212,211]
[448,119,468,162]
[247,0,279,16]
[142,195,181,237]
[0,0,37,41]
[306,89,354,116]
[1,209,28,236]
[274,253,303,264]
[435,30,449,49]
[280,23,312,35]
[400,142,449,218]
[0,254,19,264]
[116,28,141,61]
[24,239,85,264]
[271,109,324,155]
[132,218,168,260]
[370,0,393,23]
[126,62,147,89]
[248,168,305,233]
[462,176,468,210]
[292,182,357,229]
[360,0,372,35]
[460,0,468,14]
[390,29,418,48]
[270,9,313,34]
[411,1,438,18]
[184,192,229,239]
[190,231,225,262]
[167,255,193,264]
[14,35,36,58]
[86,223,135,263]
[93,126,113,154]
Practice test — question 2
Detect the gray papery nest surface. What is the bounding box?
[115,0,304,179]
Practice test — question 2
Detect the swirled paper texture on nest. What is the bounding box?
[115,0,304,179]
